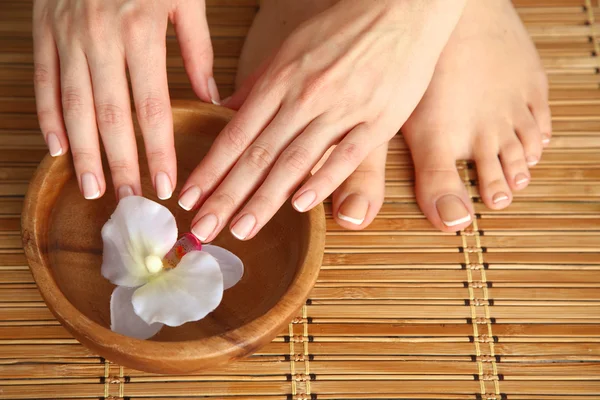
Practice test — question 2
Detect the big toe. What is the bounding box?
[409,136,474,232]
[331,143,388,230]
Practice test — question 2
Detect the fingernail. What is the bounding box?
[155,172,173,200]
[492,192,509,204]
[208,77,221,105]
[81,172,100,200]
[337,193,368,225]
[515,173,530,186]
[293,190,317,212]
[231,214,257,240]
[526,156,538,167]
[192,214,218,242]
[46,133,63,157]
[118,185,134,200]
[178,186,202,211]
[222,96,232,105]
[436,194,472,227]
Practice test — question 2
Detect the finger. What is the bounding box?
[173,0,219,104]
[125,20,176,200]
[32,3,68,157]
[226,115,338,240]
[224,53,275,110]
[179,76,282,207]
[87,46,141,199]
[291,122,377,213]
[188,108,312,242]
[58,45,105,200]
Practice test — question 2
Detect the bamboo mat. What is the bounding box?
[1,0,600,399]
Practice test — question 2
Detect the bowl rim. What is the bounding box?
[21,101,326,371]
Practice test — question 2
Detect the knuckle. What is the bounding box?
[70,148,97,166]
[121,8,151,43]
[298,74,328,104]
[137,96,166,126]
[251,193,277,211]
[33,63,52,88]
[62,87,85,117]
[146,149,171,165]
[244,144,273,170]
[107,158,134,176]
[96,103,126,128]
[222,123,249,154]
[212,192,237,210]
[280,145,310,173]
[338,142,362,165]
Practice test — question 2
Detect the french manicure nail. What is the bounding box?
[155,172,173,200]
[81,172,100,200]
[492,192,509,204]
[208,77,221,105]
[542,137,550,145]
[46,133,63,157]
[515,173,530,186]
[178,186,202,211]
[192,214,218,242]
[231,214,257,240]
[293,190,317,212]
[526,156,538,167]
[118,185,134,200]
[436,194,472,227]
[337,193,368,225]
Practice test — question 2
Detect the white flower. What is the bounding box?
[100,196,243,340]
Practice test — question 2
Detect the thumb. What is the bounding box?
[223,53,275,110]
[173,0,219,104]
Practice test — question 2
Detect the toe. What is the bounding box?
[514,106,543,166]
[499,136,531,191]
[332,143,387,230]
[528,82,552,145]
[474,151,512,210]
[409,135,473,232]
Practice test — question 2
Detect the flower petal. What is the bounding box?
[202,245,244,290]
[132,251,224,327]
[110,286,163,340]
[101,196,178,287]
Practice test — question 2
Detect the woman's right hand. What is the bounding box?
[33,0,219,200]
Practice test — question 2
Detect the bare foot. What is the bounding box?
[403,0,552,231]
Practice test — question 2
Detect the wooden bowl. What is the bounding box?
[21,101,325,374]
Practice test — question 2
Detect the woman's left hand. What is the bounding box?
[179,0,466,242]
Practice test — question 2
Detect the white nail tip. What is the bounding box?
[230,230,245,241]
[178,200,192,211]
[50,149,63,157]
[493,196,509,204]
[211,99,221,106]
[85,190,101,200]
[337,212,364,226]
[443,214,472,227]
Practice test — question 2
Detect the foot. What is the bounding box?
[402,0,552,232]
[235,0,385,230]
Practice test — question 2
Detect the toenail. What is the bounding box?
[436,194,472,228]
[515,173,530,186]
[526,156,538,167]
[542,137,550,145]
[493,192,510,204]
[337,194,369,226]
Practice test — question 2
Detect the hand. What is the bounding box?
[179,0,466,242]
[33,0,219,200]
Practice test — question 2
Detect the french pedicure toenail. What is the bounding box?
[293,190,317,212]
[118,185,134,200]
[81,172,100,200]
[338,193,369,226]
[178,186,202,211]
[493,192,509,204]
[542,137,550,145]
[231,214,257,240]
[436,194,472,227]
[155,172,173,200]
[526,156,538,167]
[515,173,530,186]
[46,133,63,157]
[192,214,218,242]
